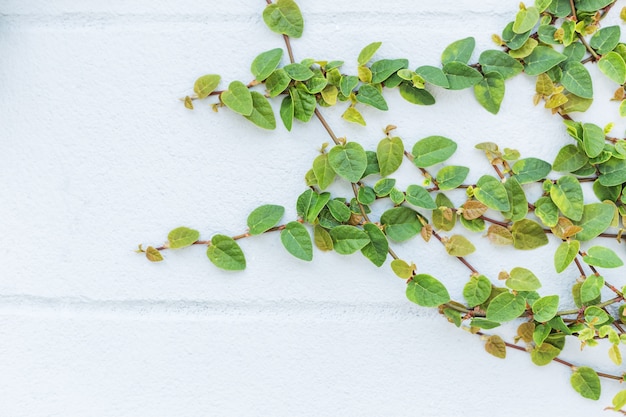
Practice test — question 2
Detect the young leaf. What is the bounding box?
[279,96,294,131]
[361,223,388,267]
[381,207,422,242]
[280,221,313,261]
[377,136,404,177]
[486,292,526,323]
[444,235,476,257]
[145,246,163,262]
[554,240,580,273]
[613,390,626,411]
[168,227,200,249]
[441,37,475,65]
[262,0,304,38]
[511,219,549,249]
[437,166,470,190]
[474,175,510,212]
[406,274,450,307]
[194,74,221,99]
[570,367,601,401]
[583,246,624,268]
[342,107,366,126]
[531,343,561,366]
[251,48,283,81]
[221,81,253,116]
[244,91,276,129]
[485,335,506,359]
[487,224,514,245]
[463,275,492,306]
[474,72,505,114]
[412,136,457,168]
[358,41,382,66]
[328,142,368,183]
[247,204,285,235]
[513,6,539,34]
[329,225,370,255]
[506,267,542,291]
[206,234,246,270]
[532,295,559,322]
[391,259,413,278]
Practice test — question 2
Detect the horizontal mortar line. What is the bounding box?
[0,294,439,321]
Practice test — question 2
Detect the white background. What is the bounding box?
[2,0,626,415]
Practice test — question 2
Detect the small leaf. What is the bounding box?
[506,267,542,291]
[342,107,366,126]
[247,205,285,236]
[262,0,304,38]
[328,142,368,183]
[340,75,359,97]
[267,69,291,97]
[194,74,221,99]
[513,6,539,34]
[221,81,253,116]
[391,259,413,278]
[474,72,505,114]
[313,225,333,251]
[312,153,336,190]
[290,84,316,122]
[531,343,561,366]
[445,235,476,257]
[570,367,601,401]
[580,274,604,304]
[206,234,246,271]
[330,225,370,255]
[486,292,526,323]
[550,175,584,221]
[511,219,549,250]
[463,275,492,306]
[358,41,382,66]
[461,200,488,220]
[251,48,283,81]
[381,207,422,242]
[441,37,475,65]
[532,295,559,322]
[612,390,626,410]
[370,59,408,83]
[405,185,437,209]
[361,223,388,267]
[598,52,626,85]
[280,221,312,261]
[485,335,506,359]
[168,227,200,249]
[406,274,450,307]
[414,65,450,87]
[398,83,436,105]
[145,246,163,262]
[244,91,276,129]
[377,136,404,177]
[283,63,314,81]
[583,246,624,268]
[487,224,514,245]
[279,96,294,131]
[356,84,388,110]
[554,240,580,273]
[412,136,457,168]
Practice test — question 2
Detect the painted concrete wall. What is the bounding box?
[2,0,626,415]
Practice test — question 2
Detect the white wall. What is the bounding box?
[2,0,626,415]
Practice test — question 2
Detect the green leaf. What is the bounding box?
[508,38,538,59]
[206,234,246,270]
[599,157,626,186]
[531,343,561,366]
[266,69,291,97]
[326,199,351,222]
[381,207,422,242]
[512,157,551,184]
[486,292,527,322]
[445,235,476,257]
[412,136,457,167]
[356,84,388,110]
[262,0,304,38]
[502,21,532,50]
[414,65,450,88]
[585,306,610,325]
[535,0,552,12]
[470,318,501,329]
[593,180,621,202]
[290,84,316,122]
[478,50,524,80]
[280,221,312,261]
[247,204,285,235]
[574,0,612,12]
[474,72,505,114]
[358,41,382,65]
[535,196,559,227]
[251,48,283,81]
[313,225,333,251]
[373,179,396,197]
[328,142,367,183]
[513,6,539,34]
[575,203,615,241]
[339,75,359,97]
[391,259,413,278]
[463,275,492,307]
[598,52,626,85]
[537,24,560,45]
[503,177,528,222]
[405,185,437,209]
[342,106,366,126]
[590,26,621,55]
[307,192,330,223]
[548,0,572,17]
[296,189,315,219]
[221,81,253,116]
[312,153,336,190]
[361,223,388,267]
[524,46,567,76]
[406,274,450,307]
[550,175,584,221]
[279,96,294,131]
[441,37,475,65]
[377,136,404,177]
[145,246,163,262]
[370,59,408,83]
[442,62,483,90]
[329,225,370,255]
[194,74,221,99]
[398,83,436,105]
[583,246,624,268]
[532,295,559,322]
[244,91,276,129]
[553,144,588,172]
[554,240,580,273]
[168,227,200,249]
[560,62,593,99]
[474,175,510,212]
[357,186,376,205]
[506,267,542,291]
[283,63,314,81]
[511,219,549,249]
[613,390,626,411]
[582,123,606,158]
[580,274,604,304]
[437,166,470,190]
[571,367,601,401]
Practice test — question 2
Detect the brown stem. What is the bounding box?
[569,0,577,20]
[578,34,600,62]
[283,34,295,64]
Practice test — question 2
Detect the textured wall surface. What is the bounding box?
[2,0,626,415]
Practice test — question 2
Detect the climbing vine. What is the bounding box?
[139,0,626,410]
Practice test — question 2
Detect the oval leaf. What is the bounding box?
[168,226,200,249]
[206,234,246,271]
[247,204,285,235]
[406,274,450,307]
[280,221,313,261]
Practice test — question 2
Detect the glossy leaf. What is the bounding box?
[168,227,200,249]
[583,246,624,268]
[206,234,246,270]
[554,240,580,273]
[437,166,470,191]
[412,136,457,168]
[194,74,221,99]
[262,0,304,38]
[221,81,253,116]
[251,48,283,81]
[406,274,450,307]
[280,221,312,261]
[247,204,285,235]
[441,37,475,65]
[381,207,422,242]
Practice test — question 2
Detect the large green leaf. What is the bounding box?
[575,0,612,12]
[361,223,389,267]
[280,221,312,261]
[554,240,580,273]
[262,0,304,38]
[583,246,624,268]
[442,62,483,90]
[290,84,316,122]
[356,84,388,110]
[441,37,475,65]
[553,144,588,172]
[328,142,368,183]
[486,292,526,322]
[326,199,351,222]
[244,91,276,129]
[478,50,524,80]
[329,225,370,255]
[221,81,253,116]
[580,274,604,304]
[463,275,492,307]
[550,175,584,221]
[532,295,559,322]
[414,65,450,87]
[570,367,601,401]
[406,274,450,307]
[206,234,246,270]
[582,123,605,158]
[405,185,437,209]
[266,69,291,97]
[599,157,626,186]
[437,166,470,190]
[412,136,457,167]
[251,48,283,81]
[381,207,422,242]
[377,136,404,177]
[168,226,200,249]
[503,176,528,222]
[474,72,505,114]
[524,46,567,76]
[340,75,359,96]
[560,61,593,99]
[398,83,436,105]
[474,175,510,211]
[574,203,615,241]
[370,59,408,83]
[512,157,551,184]
[511,219,549,249]
[312,153,336,190]
[247,204,285,235]
[589,25,620,55]
[283,63,314,81]
[506,267,542,291]
[598,52,626,85]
